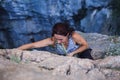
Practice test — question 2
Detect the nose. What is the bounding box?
[57,40,63,44]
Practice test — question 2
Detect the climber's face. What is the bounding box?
[54,34,68,44]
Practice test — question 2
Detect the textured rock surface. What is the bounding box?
[0,0,112,48]
[0,49,120,80]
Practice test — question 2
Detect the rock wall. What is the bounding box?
[0,49,120,80]
[0,0,112,48]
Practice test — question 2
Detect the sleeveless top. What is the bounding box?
[54,37,79,55]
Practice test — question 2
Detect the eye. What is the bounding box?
[58,39,62,40]
[54,38,62,41]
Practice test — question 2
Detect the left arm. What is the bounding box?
[67,32,88,56]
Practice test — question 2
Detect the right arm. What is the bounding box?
[17,38,53,50]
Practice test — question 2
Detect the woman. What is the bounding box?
[18,22,93,59]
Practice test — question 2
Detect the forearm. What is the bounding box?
[69,45,88,56]
[17,43,34,50]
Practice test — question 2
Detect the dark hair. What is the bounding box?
[52,22,75,36]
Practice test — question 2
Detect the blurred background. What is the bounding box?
[0,0,120,48]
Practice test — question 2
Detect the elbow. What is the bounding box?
[83,43,89,50]
[86,44,89,49]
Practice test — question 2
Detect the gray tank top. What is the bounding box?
[55,37,79,55]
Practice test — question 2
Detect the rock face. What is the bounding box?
[0,0,112,48]
[0,49,120,80]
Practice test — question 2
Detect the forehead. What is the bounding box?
[54,34,65,38]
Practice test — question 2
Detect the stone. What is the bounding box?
[0,49,120,80]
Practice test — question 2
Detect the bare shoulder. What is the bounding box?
[71,31,87,43]
[46,38,54,44]
[72,31,83,39]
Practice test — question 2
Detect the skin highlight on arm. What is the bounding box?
[67,32,88,56]
[17,38,53,50]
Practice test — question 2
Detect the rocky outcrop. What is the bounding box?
[0,49,120,80]
[0,0,112,48]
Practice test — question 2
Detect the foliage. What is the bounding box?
[109,0,120,17]
[109,0,120,35]
[10,54,21,63]
[106,36,120,56]
[106,45,120,56]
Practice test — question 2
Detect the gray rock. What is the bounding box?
[0,49,120,80]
